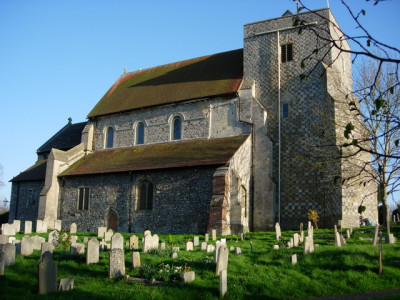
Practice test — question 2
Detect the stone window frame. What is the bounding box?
[136,179,154,211]
[281,43,293,63]
[169,113,184,141]
[104,126,115,149]
[134,121,145,145]
[77,186,90,211]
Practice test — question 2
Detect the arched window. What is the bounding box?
[138,180,153,210]
[172,116,182,140]
[105,127,114,148]
[136,122,144,145]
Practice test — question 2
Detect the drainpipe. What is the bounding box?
[128,172,133,233]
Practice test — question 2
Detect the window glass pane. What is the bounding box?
[287,44,293,61]
[281,45,287,63]
[78,188,84,210]
[147,182,153,210]
[84,187,89,210]
[173,117,181,140]
[106,127,114,148]
[283,103,289,118]
[140,183,147,210]
[137,123,144,145]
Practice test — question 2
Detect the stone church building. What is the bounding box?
[9,9,378,234]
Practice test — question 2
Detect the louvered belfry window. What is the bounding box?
[281,44,293,63]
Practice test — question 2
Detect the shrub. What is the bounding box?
[307,209,320,229]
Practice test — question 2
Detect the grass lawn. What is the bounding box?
[0,225,399,299]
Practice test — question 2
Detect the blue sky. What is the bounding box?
[0,0,399,208]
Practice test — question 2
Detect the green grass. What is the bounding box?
[1,226,400,299]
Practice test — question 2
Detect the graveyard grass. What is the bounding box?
[1,226,400,299]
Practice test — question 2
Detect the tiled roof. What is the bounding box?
[10,159,47,182]
[60,135,249,177]
[87,49,243,118]
[37,121,87,155]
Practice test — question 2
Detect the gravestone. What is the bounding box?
[70,243,85,255]
[36,220,48,234]
[300,230,304,243]
[186,241,193,251]
[104,229,113,242]
[109,249,125,278]
[334,225,337,234]
[291,254,297,265]
[385,233,396,244]
[142,233,159,253]
[48,230,59,247]
[335,232,342,247]
[100,240,108,251]
[0,235,8,245]
[215,245,229,276]
[98,227,107,238]
[86,238,99,264]
[132,251,140,268]
[346,229,350,239]
[111,233,124,250]
[182,271,195,283]
[24,221,32,234]
[205,233,209,242]
[221,238,226,245]
[230,246,235,251]
[235,247,242,255]
[372,225,379,246]
[144,230,151,237]
[240,233,244,241]
[129,235,139,250]
[289,238,294,248]
[38,255,57,294]
[54,220,62,231]
[220,269,227,298]
[70,235,78,244]
[70,223,77,234]
[59,277,74,291]
[275,223,281,240]
[273,245,279,250]
[171,252,178,258]
[215,241,221,250]
[3,243,16,266]
[0,252,4,275]
[160,242,165,250]
[172,247,180,252]
[84,237,89,243]
[340,234,346,245]
[303,236,314,254]
[293,233,299,247]
[40,242,54,259]
[3,224,15,236]
[211,229,216,241]
[206,244,215,253]
[13,220,21,233]
[201,242,207,251]
[307,222,313,238]
[31,235,46,250]
[193,236,199,247]
[299,223,303,234]
[21,237,33,256]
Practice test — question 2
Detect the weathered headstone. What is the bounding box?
[340,234,346,245]
[142,233,159,253]
[206,244,215,253]
[291,254,297,265]
[70,235,78,245]
[182,271,195,284]
[221,238,226,245]
[21,237,33,256]
[160,242,165,250]
[104,229,113,242]
[97,227,107,238]
[220,269,227,298]
[215,245,229,276]
[2,243,16,266]
[3,224,15,236]
[235,247,242,255]
[193,236,199,247]
[334,225,337,234]
[0,235,8,245]
[24,221,32,234]
[205,233,209,242]
[372,225,379,246]
[48,230,59,247]
[144,230,151,237]
[275,222,281,240]
[54,220,62,231]
[304,236,314,254]
[111,233,124,250]
[86,238,99,265]
[211,229,216,241]
[186,241,193,251]
[13,220,21,233]
[300,230,304,243]
[293,233,299,247]
[70,223,77,234]
[70,243,85,255]
[289,238,294,248]
[84,237,89,243]
[31,235,46,250]
[171,252,178,258]
[346,229,350,239]
[100,240,108,251]
[172,247,180,252]
[129,235,139,250]
[273,245,279,250]
[59,277,74,291]
[201,242,207,251]
[109,248,125,278]
[240,233,244,241]
[229,246,235,251]
[132,251,140,268]
[41,242,54,259]
[38,255,57,294]
[36,220,48,234]
[385,233,396,244]
[0,252,4,275]
[335,232,342,247]
[215,240,221,250]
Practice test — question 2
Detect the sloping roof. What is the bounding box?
[10,159,47,182]
[88,49,243,118]
[37,121,87,155]
[60,135,249,177]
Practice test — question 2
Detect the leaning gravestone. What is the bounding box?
[86,238,99,265]
[38,255,57,294]
[48,230,59,247]
[111,233,124,250]
[24,221,32,234]
[109,249,125,278]
[372,225,379,246]
[129,235,139,250]
[215,245,229,276]
[70,223,77,234]
[98,227,107,238]
[220,269,227,298]
[142,233,159,253]
[41,242,54,259]
[346,229,350,239]
[21,237,33,256]
[3,243,16,266]
[132,251,141,268]
[3,224,15,236]
[13,220,21,233]
[335,232,342,247]
[193,236,199,247]
[275,222,281,240]
[0,235,8,245]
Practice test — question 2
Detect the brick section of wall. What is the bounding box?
[60,167,216,234]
